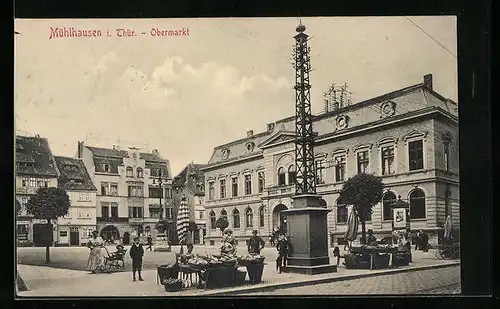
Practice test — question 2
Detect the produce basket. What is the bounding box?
[157,264,180,285]
[162,278,183,292]
[246,263,265,284]
[234,270,247,285]
[372,254,390,269]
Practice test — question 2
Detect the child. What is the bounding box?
[130,237,144,282]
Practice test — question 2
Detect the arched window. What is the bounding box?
[221,209,227,220]
[246,207,253,228]
[259,206,265,227]
[278,167,286,186]
[336,197,349,223]
[210,211,216,229]
[409,189,426,219]
[288,165,296,184]
[126,166,134,177]
[233,209,240,229]
[382,191,397,221]
[137,167,143,178]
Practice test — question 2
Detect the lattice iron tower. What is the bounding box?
[292,22,316,195]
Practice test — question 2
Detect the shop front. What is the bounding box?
[16,221,31,245]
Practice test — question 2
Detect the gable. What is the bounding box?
[259,131,296,149]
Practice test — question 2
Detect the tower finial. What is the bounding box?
[296,18,306,33]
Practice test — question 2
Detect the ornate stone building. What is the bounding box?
[202,74,459,247]
[78,142,173,244]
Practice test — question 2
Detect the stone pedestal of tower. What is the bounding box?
[282,194,337,275]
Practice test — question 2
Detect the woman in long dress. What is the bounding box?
[87,230,106,274]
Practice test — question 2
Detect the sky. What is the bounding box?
[14,17,457,176]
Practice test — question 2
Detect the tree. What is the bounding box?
[15,199,21,215]
[338,173,384,245]
[155,219,170,234]
[215,217,229,234]
[26,187,70,263]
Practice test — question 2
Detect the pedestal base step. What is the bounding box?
[282,264,337,275]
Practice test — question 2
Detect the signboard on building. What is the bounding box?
[393,208,407,229]
[32,219,48,224]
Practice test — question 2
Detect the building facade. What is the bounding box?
[202,74,459,247]
[15,135,59,246]
[54,156,98,246]
[78,142,173,245]
[172,163,207,245]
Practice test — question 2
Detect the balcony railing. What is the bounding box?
[267,185,295,196]
[129,217,144,223]
[96,217,129,223]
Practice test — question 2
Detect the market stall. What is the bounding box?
[345,244,396,270]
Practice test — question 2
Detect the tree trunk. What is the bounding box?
[45,221,51,264]
[360,220,367,245]
[45,246,50,264]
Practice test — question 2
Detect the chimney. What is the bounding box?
[77,141,84,158]
[423,74,433,91]
[266,123,275,132]
[247,130,254,138]
[112,145,116,150]
[152,149,159,155]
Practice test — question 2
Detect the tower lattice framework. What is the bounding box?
[293,23,316,195]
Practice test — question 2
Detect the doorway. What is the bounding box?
[273,204,288,234]
[100,225,120,243]
[70,227,80,246]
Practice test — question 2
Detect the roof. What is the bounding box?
[173,163,206,196]
[54,156,97,191]
[15,135,59,177]
[85,146,168,163]
[205,79,456,168]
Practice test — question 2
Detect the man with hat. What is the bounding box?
[247,230,265,255]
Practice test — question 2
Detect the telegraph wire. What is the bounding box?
[404,16,457,59]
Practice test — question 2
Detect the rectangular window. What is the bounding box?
[44,180,49,188]
[128,185,143,197]
[101,203,109,218]
[21,177,29,187]
[244,175,252,195]
[29,177,37,187]
[208,182,215,200]
[102,163,110,173]
[166,208,172,219]
[408,140,424,171]
[381,146,395,175]
[199,211,204,219]
[357,151,369,174]
[77,192,91,202]
[220,179,226,199]
[111,203,118,218]
[443,141,450,171]
[101,182,109,196]
[149,187,163,198]
[258,172,265,193]
[129,206,143,218]
[315,160,325,184]
[231,177,238,197]
[335,155,346,182]
[110,183,118,196]
[37,180,44,188]
[60,231,68,237]
[165,188,172,199]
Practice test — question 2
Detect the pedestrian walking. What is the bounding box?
[146,235,153,251]
[419,230,429,252]
[415,230,421,251]
[130,236,144,282]
[247,230,265,255]
[333,246,341,267]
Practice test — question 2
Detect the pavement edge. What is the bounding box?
[201,261,461,296]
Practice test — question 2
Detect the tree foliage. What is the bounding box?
[26,187,70,219]
[339,173,384,244]
[16,199,21,214]
[215,217,229,232]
